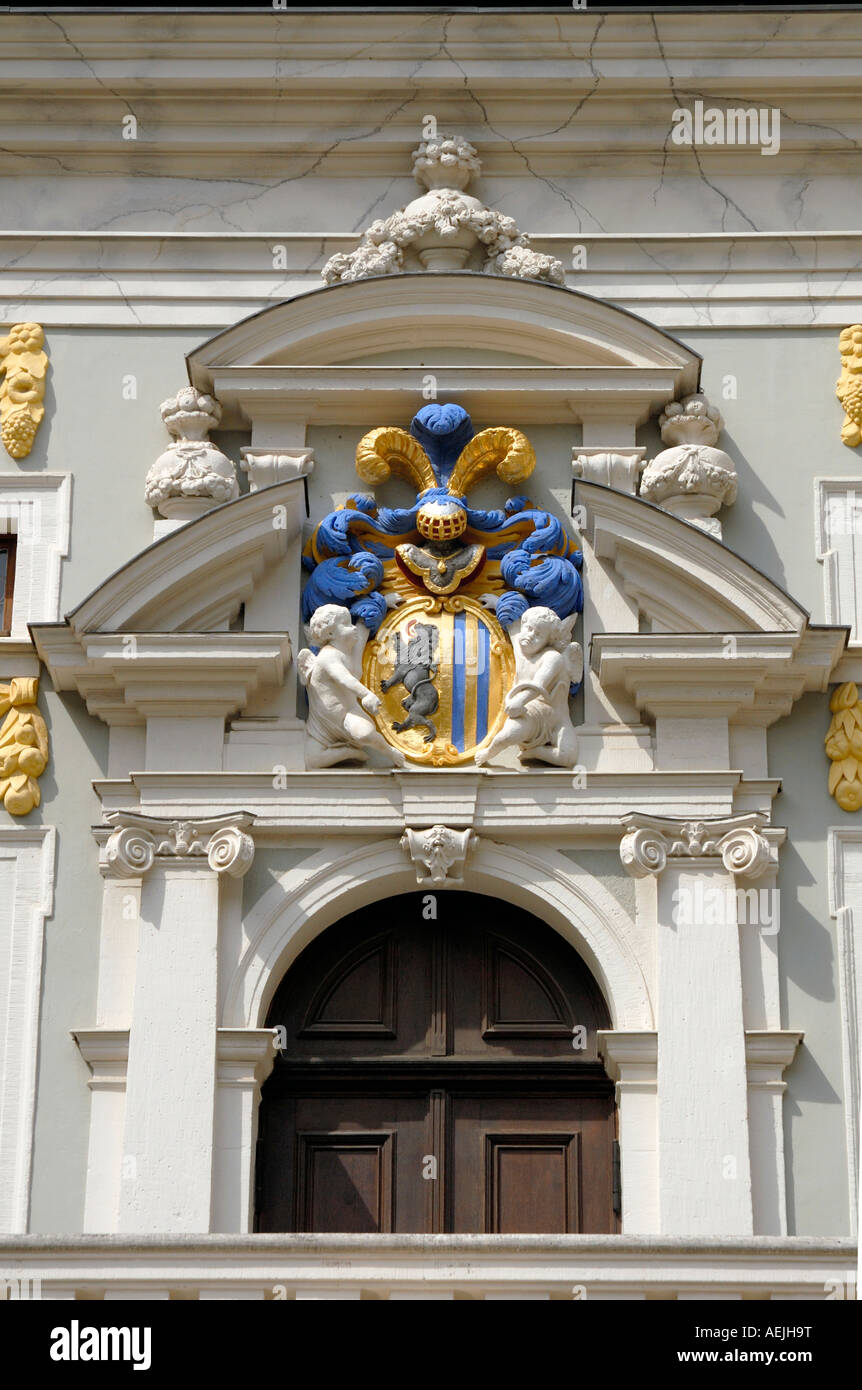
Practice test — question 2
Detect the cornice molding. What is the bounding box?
[206,364,689,430]
[592,630,844,726]
[1,232,856,331]
[71,1029,130,1091]
[597,1030,657,1088]
[1,10,856,53]
[1,13,858,182]
[31,631,291,726]
[86,768,762,844]
[187,274,700,377]
[744,1030,803,1080]
[215,1028,278,1090]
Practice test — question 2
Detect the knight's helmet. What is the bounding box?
[355,402,536,538]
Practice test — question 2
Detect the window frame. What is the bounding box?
[0,534,16,637]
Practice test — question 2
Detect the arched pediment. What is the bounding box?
[186,274,701,429]
[580,480,807,635]
[30,479,304,726]
[50,479,303,635]
[188,274,703,373]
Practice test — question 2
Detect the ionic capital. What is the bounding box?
[620,813,777,881]
[102,811,255,880]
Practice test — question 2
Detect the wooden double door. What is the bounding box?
[256,893,617,1235]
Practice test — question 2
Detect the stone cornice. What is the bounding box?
[31,631,291,726]
[597,1030,658,1088]
[73,1026,279,1089]
[2,233,858,331]
[744,1030,803,1082]
[205,364,686,431]
[2,9,855,54]
[71,1029,130,1091]
[1,13,858,189]
[0,1232,853,1302]
[592,630,845,725]
[216,1029,278,1089]
[87,768,774,845]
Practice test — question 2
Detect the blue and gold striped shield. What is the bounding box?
[364,595,514,766]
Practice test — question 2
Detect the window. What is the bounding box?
[0,535,15,636]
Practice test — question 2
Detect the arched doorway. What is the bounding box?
[255,892,617,1234]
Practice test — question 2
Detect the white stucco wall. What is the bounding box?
[0,7,857,1240]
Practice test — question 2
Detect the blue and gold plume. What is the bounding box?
[303,403,582,634]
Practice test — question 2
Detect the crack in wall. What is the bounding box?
[0,13,858,323]
[439,14,604,232]
[40,12,141,126]
[650,16,760,234]
[510,14,606,145]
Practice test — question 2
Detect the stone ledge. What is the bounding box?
[0,1234,853,1301]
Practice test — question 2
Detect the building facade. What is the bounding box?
[0,8,859,1299]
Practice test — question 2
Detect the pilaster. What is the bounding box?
[101,813,255,1234]
[620,814,779,1236]
[598,1030,658,1234]
[212,1028,277,1233]
[72,1029,130,1234]
[744,1030,802,1236]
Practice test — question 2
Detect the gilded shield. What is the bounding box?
[364,595,514,766]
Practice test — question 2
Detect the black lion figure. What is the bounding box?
[381,621,440,743]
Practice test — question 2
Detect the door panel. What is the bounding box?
[450,1095,615,1233]
[301,934,398,1039]
[449,909,610,1058]
[258,893,617,1235]
[297,1132,394,1234]
[484,1134,579,1234]
[268,911,430,1059]
[257,1093,427,1234]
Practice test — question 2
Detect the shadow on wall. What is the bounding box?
[716,429,787,592]
[631,408,790,596]
[770,689,850,1235]
[2,668,108,824]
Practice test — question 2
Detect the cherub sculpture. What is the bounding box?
[475,606,582,769]
[297,603,406,770]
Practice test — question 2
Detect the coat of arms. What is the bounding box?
[299,403,583,768]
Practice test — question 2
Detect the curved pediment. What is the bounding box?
[188,275,703,373]
[30,480,305,725]
[579,480,807,635]
[186,275,701,429]
[579,481,845,725]
[61,480,304,635]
